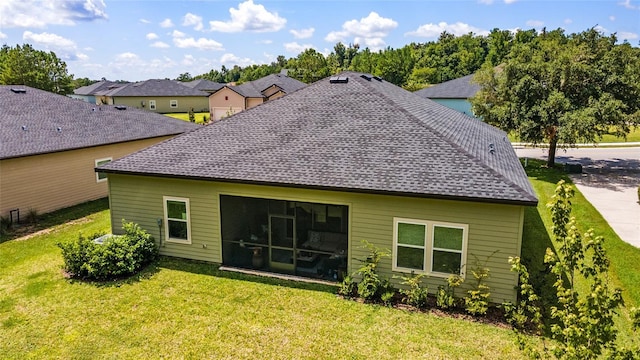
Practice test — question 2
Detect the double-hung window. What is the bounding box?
[149,100,156,110]
[170,99,178,108]
[393,218,467,277]
[163,196,191,244]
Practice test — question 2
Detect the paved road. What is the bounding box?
[515,147,640,248]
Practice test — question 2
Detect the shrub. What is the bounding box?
[436,274,463,309]
[350,240,395,303]
[58,220,158,280]
[337,274,356,298]
[398,272,429,309]
[464,253,497,316]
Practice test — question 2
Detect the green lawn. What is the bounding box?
[164,112,210,124]
[1,202,528,359]
[508,126,640,144]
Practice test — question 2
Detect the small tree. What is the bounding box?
[188,108,195,123]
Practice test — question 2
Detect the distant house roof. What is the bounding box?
[414,74,480,99]
[73,81,127,96]
[182,79,226,93]
[0,86,199,160]
[102,79,210,97]
[216,73,307,98]
[102,72,537,206]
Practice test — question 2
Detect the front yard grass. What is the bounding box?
[164,112,210,124]
[1,205,528,359]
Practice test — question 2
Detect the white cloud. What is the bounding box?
[220,53,256,67]
[140,18,151,24]
[76,53,89,61]
[504,0,517,4]
[23,31,77,49]
[160,18,174,28]
[325,12,397,50]
[0,0,107,28]
[209,0,286,33]
[172,31,224,51]
[284,42,315,53]
[290,27,315,39]
[151,41,170,49]
[0,31,6,39]
[182,54,195,66]
[406,21,489,38]
[595,25,608,33]
[618,31,639,40]
[619,0,637,10]
[564,18,573,24]
[478,0,494,4]
[526,20,544,27]
[109,53,178,79]
[146,32,159,40]
[259,39,273,44]
[183,13,203,31]
[610,15,616,21]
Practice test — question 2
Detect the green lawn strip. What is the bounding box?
[164,112,209,124]
[508,126,640,144]
[521,158,640,344]
[1,209,531,359]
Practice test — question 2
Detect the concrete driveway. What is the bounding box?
[515,147,640,248]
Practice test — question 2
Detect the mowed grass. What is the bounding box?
[508,126,640,144]
[1,204,528,359]
[520,158,640,345]
[164,112,210,124]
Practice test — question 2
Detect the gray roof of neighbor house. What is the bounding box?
[414,74,480,99]
[0,86,199,160]
[102,72,537,206]
[219,73,307,98]
[73,80,127,95]
[182,79,226,92]
[100,79,210,97]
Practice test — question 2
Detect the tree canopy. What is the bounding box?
[471,28,640,166]
[0,44,74,95]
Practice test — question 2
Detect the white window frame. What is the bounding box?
[95,157,112,183]
[163,196,191,244]
[149,100,156,110]
[170,99,178,108]
[392,217,468,278]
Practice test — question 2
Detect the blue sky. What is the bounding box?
[1,0,638,81]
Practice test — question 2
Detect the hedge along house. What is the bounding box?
[99,72,537,303]
[0,85,199,220]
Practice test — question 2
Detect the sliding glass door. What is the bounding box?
[269,215,295,274]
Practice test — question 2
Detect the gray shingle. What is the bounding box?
[102,72,537,205]
[414,74,480,99]
[182,79,226,92]
[106,79,210,97]
[1,86,200,159]
[220,73,307,98]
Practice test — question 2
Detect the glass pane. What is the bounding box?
[167,201,187,220]
[396,246,424,270]
[433,226,463,250]
[271,248,294,264]
[97,160,111,166]
[432,250,462,274]
[168,220,188,240]
[97,172,107,180]
[397,223,425,246]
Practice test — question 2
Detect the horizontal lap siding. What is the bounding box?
[0,137,170,217]
[108,175,525,302]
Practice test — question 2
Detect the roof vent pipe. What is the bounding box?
[21,125,27,131]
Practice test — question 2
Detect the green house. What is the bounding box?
[99,72,537,303]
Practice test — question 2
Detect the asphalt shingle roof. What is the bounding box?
[102,72,537,205]
[103,79,210,97]
[73,81,126,95]
[1,86,199,159]
[414,74,480,99]
[224,74,307,98]
[182,79,226,92]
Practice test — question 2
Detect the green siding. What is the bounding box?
[108,174,526,302]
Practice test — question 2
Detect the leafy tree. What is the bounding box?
[289,48,330,83]
[176,72,193,82]
[471,28,640,167]
[0,44,74,94]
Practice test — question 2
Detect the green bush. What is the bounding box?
[58,220,158,280]
[398,273,429,309]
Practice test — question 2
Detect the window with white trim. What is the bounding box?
[163,196,191,244]
[95,157,112,183]
[393,218,467,277]
[149,100,156,110]
[170,99,178,108]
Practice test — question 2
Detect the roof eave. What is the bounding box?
[99,169,539,207]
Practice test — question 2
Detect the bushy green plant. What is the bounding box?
[436,274,463,310]
[398,272,429,309]
[464,253,496,316]
[58,220,158,280]
[352,240,395,303]
[337,274,356,298]
[502,256,542,332]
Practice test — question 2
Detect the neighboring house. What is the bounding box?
[208,72,306,121]
[414,74,480,117]
[100,72,537,303]
[68,80,126,104]
[97,79,211,113]
[0,85,198,220]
